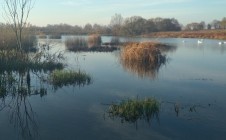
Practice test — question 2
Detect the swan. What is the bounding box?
[198,39,203,44]
[219,42,224,45]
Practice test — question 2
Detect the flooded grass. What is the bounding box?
[108,97,160,123]
[49,70,91,89]
[120,42,167,78]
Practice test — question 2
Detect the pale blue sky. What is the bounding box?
[0,0,226,26]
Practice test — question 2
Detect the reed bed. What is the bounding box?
[108,97,160,123]
[65,37,88,51]
[65,35,117,52]
[0,50,64,73]
[49,70,91,89]
[0,25,37,52]
[88,34,102,47]
[120,42,167,79]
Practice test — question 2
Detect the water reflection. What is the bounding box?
[0,72,44,140]
[0,69,92,139]
[120,58,165,79]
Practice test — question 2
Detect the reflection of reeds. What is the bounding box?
[108,97,160,123]
[120,42,167,79]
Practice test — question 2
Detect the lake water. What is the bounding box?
[0,37,226,140]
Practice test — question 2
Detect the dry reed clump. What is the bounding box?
[88,34,102,47]
[120,42,167,79]
[65,37,88,51]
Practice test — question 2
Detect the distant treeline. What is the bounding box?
[2,14,226,37]
[31,16,182,36]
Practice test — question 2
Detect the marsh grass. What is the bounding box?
[65,36,117,52]
[120,42,167,79]
[88,34,102,47]
[0,25,37,52]
[65,37,88,51]
[49,70,91,89]
[0,50,64,73]
[108,97,160,123]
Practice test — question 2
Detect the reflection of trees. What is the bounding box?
[0,68,92,139]
[0,71,46,140]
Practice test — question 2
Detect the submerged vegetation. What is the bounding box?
[108,97,160,123]
[49,70,91,89]
[120,42,168,79]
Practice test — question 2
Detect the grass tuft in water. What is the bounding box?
[49,70,91,89]
[120,42,168,79]
[108,97,160,123]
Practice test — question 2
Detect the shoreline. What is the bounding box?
[142,30,226,40]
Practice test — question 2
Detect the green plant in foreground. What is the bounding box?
[49,70,91,89]
[108,98,160,123]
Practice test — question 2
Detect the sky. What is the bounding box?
[0,0,226,27]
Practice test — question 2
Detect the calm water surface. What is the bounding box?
[0,37,226,140]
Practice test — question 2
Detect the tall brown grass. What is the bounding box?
[88,34,102,47]
[65,37,88,51]
[120,42,167,79]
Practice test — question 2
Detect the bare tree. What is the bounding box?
[3,0,34,51]
[110,13,123,36]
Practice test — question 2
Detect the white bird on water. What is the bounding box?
[198,39,203,44]
[219,42,224,45]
